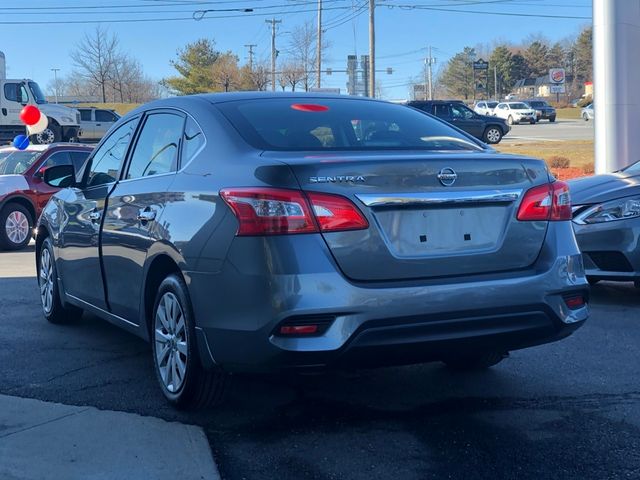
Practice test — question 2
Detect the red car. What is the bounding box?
[0,143,93,250]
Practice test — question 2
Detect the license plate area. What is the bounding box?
[373,205,508,257]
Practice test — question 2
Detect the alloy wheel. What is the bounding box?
[39,248,54,314]
[486,128,501,143]
[5,210,29,245]
[154,292,188,393]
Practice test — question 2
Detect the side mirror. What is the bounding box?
[43,165,77,188]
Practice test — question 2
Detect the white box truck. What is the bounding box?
[0,51,81,144]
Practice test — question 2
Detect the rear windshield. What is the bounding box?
[510,103,529,109]
[216,98,484,152]
[0,150,42,175]
[528,101,548,107]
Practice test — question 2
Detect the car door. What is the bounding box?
[446,104,480,138]
[95,109,119,140]
[100,110,185,322]
[2,82,29,126]
[79,109,95,140]
[56,118,139,309]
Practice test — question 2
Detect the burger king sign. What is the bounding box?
[549,68,566,85]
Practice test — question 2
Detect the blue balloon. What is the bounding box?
[13,134,29,150]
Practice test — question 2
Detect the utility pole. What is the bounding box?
[266,18,282,92]
[244,44,257,71]
[494,65,498,99]
[316,0,322,88]
[427,46,435,100]
[423,58,428,100]
[51,68,60,104]
[368,0,375,98]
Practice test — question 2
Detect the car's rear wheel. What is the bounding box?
[152,274,230,409]
[507,115,514,125]
[583,113,589,121]
[483,126,503,144]
[39,237,83,324]
[549,116,556,123]
[443,351,506,371]
[0,203,32,251]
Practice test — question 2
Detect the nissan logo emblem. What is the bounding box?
[437,167,457,186]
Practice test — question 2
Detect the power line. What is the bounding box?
[383,2,591,19]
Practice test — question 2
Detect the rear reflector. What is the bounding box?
[517,181,571,221]
[220,188,368,236]
[564,295,586,309]
[279,325,319,335]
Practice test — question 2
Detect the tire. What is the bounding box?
[587,278,600,286]
[32,120,61,145]
[507,115,514,125]
[38,237,83,324]
[443,351,506,371]
[549,116,556,123]
[530,119,536,124]
[0,203,33,251]
[151,274,230,409]
[483,126,503,144]
[583,113,589,122]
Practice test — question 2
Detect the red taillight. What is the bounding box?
[220,188,368,236]
[307,192,369,232]
[517,181,571,221]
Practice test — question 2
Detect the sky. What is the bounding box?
[0,0,592,100]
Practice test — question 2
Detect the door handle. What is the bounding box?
[137,208,157,222]
[89,210,101,223]
[95,123,101,126]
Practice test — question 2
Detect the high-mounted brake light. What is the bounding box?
[220,188,368,236]
[291,103,329,112]
[517,181,571,221]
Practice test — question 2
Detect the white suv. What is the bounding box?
[474,101,499,116]
[494,102,537,125]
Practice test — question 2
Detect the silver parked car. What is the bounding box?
[36,93,589,409]
[570,160,640,287]
[77,107,121,142]
[581,103,594,121]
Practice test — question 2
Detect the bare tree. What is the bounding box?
[280,62,305,91]
[72,26,119,102]
[211,52,241,92]
[287,21,317,91]
[241,61,270,91]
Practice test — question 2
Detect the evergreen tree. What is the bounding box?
[489,45,514,96]
[574,27,593,82]
[440,47,476,100]
[523,41,549,77]
[164,39,220,94]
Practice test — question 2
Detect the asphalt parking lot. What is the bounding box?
[1,246,639,479]
[504,118,593,142]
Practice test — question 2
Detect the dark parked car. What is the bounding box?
[569,161,640,287]
[406,100,510,144]
[524,99,557,122]
[0,143,92,250]
[37,93,588,409]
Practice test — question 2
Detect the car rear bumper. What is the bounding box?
[188,222,588,372]
[573,218,640,281]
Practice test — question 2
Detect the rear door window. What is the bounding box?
[79,110,92,122]
[96,110,118,123]
[125,112,184,179]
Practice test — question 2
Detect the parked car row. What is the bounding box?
[474,99,556,123]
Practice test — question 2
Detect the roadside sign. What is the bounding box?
[309,87,341,94]
[549,68,566,84]
[550,85,566,94]
[473,59,489,70]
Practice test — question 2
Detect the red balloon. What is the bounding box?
[20,105,41,126]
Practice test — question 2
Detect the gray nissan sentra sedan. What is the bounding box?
[36,93,589,409]
[569,160,640,286]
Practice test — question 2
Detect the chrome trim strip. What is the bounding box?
[66,293,138,327]
[356,189,522,207]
